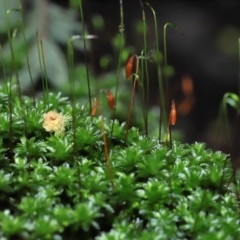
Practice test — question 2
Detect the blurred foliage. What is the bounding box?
[0,0,20,33]
[0,0,178,140]
[215,26,240,56]
[0,0,89,91]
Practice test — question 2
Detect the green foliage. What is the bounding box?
[0,91,239,239]
[0,1,240,239]
[0,0,88,91]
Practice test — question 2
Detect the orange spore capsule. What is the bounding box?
[126,55,135,79]
[105,90,115,110]
[90,97,98,117]
[170,100,177,125]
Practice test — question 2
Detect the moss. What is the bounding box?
[0,91,239,239]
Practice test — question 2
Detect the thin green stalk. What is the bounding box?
[40,40,49,107]
[230,113,239,168]
[99,93,115,188]
[67,34,97,198]
[145,2,165,142]
[163,22,183,111]
[111,0,125,138]
[215,102,225,150]
[217,93,239,189]
[215,100,228,190]
[140,0,149,137]
[139,50,146,131]
[239,38,240,97]
[4,2,29,162]
[5,6,22,100]
[125,57,140,142]
[78,0,92,112]
[234,38,240,169]
[223,93,237,152]
[67,37,77,123]
[231,38,240,170]
[67,36,82,201]
[18,0,35,107]
[0,44,13,161]
[0,45,9,95]
[36,32,47,107]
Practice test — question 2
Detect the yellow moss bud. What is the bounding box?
[42,111,71,135]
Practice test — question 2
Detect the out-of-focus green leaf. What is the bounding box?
[0,0,20,33]
[1,0,91,91]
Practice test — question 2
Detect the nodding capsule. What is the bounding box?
[170,100,177,125]
[105,90,115,110]
[126,55,135,79]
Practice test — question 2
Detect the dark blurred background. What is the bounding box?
[1,0,240,161]
[73,0,240,161]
